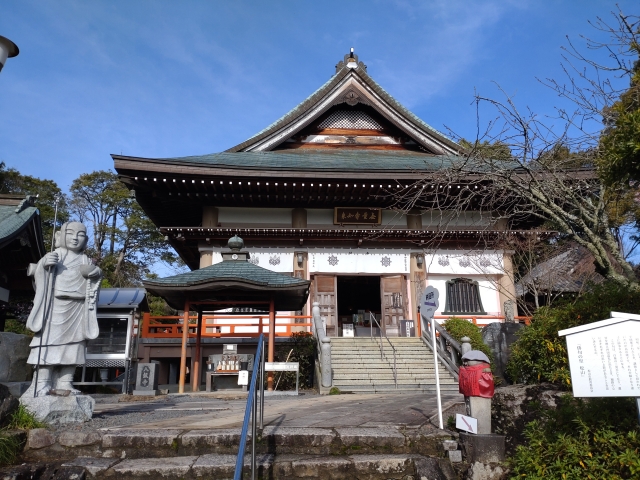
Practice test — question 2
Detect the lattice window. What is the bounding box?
[317,110,383,130]
[443,278,486,315]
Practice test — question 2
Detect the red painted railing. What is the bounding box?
[434,315,531,326]
[141,313,313,339]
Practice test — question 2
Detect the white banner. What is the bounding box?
[308,248,409,274]
[209,248,295,273]
[424,251,503,275]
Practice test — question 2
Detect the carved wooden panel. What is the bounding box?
[313,275,337,336]
[381,275,407,337]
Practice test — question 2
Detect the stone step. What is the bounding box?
[21,426,451,463]
[58,453,453,479]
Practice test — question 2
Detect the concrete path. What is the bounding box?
[93,391,464,430]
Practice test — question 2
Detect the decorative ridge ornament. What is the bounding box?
[335,48,367,73]
[227,235,244,251]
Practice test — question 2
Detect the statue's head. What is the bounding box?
[55,222,88,253]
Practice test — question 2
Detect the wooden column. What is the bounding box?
[192,310,203,392]
[267,297,275,391]
[178,299,190,394]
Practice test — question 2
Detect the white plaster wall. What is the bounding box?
[381,210,406,227]
[217,207,291,227]
[421,211,494,228]
[307,209,334,227]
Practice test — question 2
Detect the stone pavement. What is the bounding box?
[94,391,464,430]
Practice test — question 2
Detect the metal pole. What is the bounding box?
[251,375,257,480]
[267,298,275,391]
[430,315,443,429]
[33,193,61,397]
[260,335,265,431]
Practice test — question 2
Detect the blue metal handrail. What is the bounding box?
[234,334,265,480]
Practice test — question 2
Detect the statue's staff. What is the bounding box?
[33,193,62,397]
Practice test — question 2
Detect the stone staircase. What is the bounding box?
[7,426,460,479]
[331,337,459,394]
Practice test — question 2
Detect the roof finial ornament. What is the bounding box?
[335,49,367,74]
[227,235,244,252]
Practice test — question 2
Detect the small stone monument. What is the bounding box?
[503,299,515,323]
[133,363,160,396]
[20,222,101,424]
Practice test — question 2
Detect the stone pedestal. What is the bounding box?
[466,396,492,434]
[133,362,160,396]
[20,394,94,425]
[459,432,505,463]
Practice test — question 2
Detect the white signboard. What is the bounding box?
[456,414,478,434]
[419,286,439,319]
[343,324,354,338]
[559,316,640,397]
[264,362,299,372]
[237,370,249,386]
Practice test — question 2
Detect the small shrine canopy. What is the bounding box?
[142,235,310,393]
[143,239,310,312]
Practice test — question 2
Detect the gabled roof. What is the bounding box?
[226,51,462,155]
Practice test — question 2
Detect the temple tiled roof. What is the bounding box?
[226,55,461,154]
[117,149,522,173]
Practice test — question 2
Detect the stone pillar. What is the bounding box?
[292,208,307,228]
[321,337,332,388]
[199,207,218,268]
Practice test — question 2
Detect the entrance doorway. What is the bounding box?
[337,276,381,336]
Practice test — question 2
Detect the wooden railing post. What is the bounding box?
[179,300,190,394]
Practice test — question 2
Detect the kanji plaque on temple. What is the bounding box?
[334,207,381,225]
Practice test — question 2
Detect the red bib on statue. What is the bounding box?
[459,363,494,398]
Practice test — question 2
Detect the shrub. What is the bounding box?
[8,404,46,430]
[0,433,22,466]
[273,332,316,390]
[441,317,492,362]
[329,387,341,395]
[510,395,640,479]
[506,281,640,385]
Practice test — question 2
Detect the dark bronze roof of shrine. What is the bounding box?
[143,251,310,311]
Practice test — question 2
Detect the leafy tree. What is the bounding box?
[69,170,181,287]
[396,9,640,289]
[506,281,640,385]
[0,165,68,247]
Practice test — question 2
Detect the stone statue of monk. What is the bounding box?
[25,221,101,397]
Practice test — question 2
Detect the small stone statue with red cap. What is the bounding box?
[458,337,494,434]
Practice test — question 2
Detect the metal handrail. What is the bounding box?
[421,315,461,381]
[369,313,397,389]
[234,334,265,480]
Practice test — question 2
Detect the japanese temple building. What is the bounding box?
[114,50,524,362]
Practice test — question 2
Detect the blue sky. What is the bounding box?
[0,0,636,193]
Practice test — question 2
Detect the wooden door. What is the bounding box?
[313,275,337,337]
[381,275,408,337]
